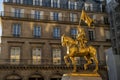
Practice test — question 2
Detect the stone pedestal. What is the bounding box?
[62,72,102,80]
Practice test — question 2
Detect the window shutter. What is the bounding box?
[50,12,53,20]
[68,1,70,9]
[90,4,93,11]
[40,11,44,19]
[21,9,24,17]
[21,0,23,4]
[59,13,62,21]
[58,0,60,8]
[11,8,15,17]
[40,0,42,6]
[75,2,77,10]
[74,14,77,22]
[31,10,35,19]
[33,0,35,5]
[51,0,53,7]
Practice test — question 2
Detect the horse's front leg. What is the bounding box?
[70,57,76,72]
[64,55,70,67]
[84,56,92,70]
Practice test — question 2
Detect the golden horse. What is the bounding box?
[61,35,98,72]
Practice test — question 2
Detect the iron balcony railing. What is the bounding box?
[3,0,105,12]
[0,11,108,25]
[0,59,106,66]
[0,11,79,23]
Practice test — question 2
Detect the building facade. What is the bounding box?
[0,0,111,80]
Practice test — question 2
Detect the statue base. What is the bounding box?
[62,72,102,80]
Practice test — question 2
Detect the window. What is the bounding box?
[31,10,44,20]
[13,0,23,4]
[12,24,21,37]
[33,26,41,38]
[32,48,41,64]
[85,3,93,11]
[88,30,95,41]
[104,17,109,24]
[51,0,60,8]
[53,27,60,39]
[23,0,33,5]
[10,47,20,64]
[68,1,75,10]
[70,13,77,22]
[42,0,51,7]
[11,8,24,18]
[70,28,77,39]
[34,11,40,20]
[52,48,61,65]
[50,12,62,21]
[33,0,42,6]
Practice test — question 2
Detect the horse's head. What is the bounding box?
[61,34,67,46]
[61,34,76,47]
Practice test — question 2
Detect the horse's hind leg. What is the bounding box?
[64,55,70,67]
[84,56,92,70]
[92,56,98,72]
[70,57,76,72]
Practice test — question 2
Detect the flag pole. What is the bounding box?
[78,3,85,28]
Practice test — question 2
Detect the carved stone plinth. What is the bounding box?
[62,72,102,80]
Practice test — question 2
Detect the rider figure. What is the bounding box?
[77,26,87,49]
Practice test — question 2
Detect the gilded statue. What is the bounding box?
[61,26,98,73]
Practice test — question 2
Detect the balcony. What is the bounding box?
[0,11,108,25]
[3,0,105,12]
[0,11,79,24]
[0,59,106,71]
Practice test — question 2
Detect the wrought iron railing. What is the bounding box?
[0,11,109,25]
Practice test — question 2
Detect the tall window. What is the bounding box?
[13,0,23,4]
[50,12,62,21]
[23,0,33,5]
[51,0,60,8]
[33,0,42,6]
[70,13,77,22]
[85,3,93,11]
[70,28,77,39]
[11,8,24,18]
[32,48,41,64]
[52,48,61,65]
[12,24,21,37]
[31,10,44,20]
[88,30,95,41]
[53,27,60,39]
[33,26,41,38]
[68,1,75,10]
[10,47,20,64]
[35,11,40,20]
[42,0,51,7]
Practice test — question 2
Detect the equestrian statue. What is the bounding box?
[61,26,98,73]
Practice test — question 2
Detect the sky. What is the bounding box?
[0,0,3,11]
[0,0,3,37]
